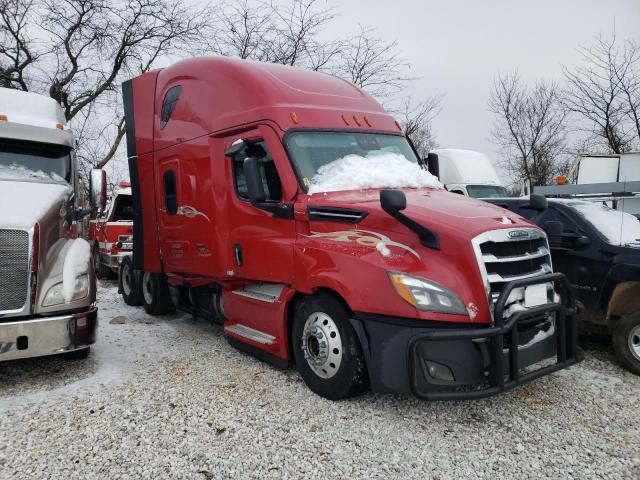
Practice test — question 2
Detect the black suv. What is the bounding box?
[487,197,640,375]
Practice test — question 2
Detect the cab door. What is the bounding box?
[223,126,296,283]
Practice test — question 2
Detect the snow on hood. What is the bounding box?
[307,152,443,194]
[0,163,66,183]
[560,200,640,247]
[62,238,91,302]
[0,178,71,228]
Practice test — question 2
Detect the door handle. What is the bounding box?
[234,243,243,266]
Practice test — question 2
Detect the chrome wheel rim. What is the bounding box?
[121,263,131,295]
[301,312,342,379]
[628,324,640,362]
[142,272,153,305]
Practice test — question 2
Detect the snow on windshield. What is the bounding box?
[307,152,443,194]
[0,163,66,183]
[567,201,640,247]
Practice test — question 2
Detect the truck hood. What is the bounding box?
[0,179,71,229]
[306,187,532,238]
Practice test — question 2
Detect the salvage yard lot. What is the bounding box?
[1,282,638,479]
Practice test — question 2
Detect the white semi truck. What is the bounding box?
[427,149,507,198]
[0,87,105,361]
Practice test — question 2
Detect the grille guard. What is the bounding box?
[409,272,584,400]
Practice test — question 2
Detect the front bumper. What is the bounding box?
[351,273,583,400]
[0,307,97,361]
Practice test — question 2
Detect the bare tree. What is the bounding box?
[489,72,569,186]
[396,96,442,158]
[0,0,38,89]
[615,40,640,143]
[335,25,412,99]
[0,0,210,172]
[209,0,339,71]
[562,34,639,153]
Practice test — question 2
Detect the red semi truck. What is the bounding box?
[119,57,582,400]
[88,182,134,278]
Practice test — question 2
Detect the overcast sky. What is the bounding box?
[329,0,640,184]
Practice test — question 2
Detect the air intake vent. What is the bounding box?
[307,206,368,224]
[0,229,30,313]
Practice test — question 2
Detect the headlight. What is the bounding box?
[43,274,90,306]
[388,272,466,315]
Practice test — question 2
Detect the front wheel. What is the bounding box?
[292,293,368,400]
[119,256,143,306]
[142,271,175,315]
[62,347,90,360]
[612,312,640,375]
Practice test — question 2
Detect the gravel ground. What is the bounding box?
[0,281,638,479]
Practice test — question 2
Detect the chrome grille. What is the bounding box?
[0,229,30,312]
[472,229,552,308]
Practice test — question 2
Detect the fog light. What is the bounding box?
[426,361,455,382]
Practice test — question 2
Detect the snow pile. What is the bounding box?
[307,152,443,194]
[0,163,65,182]
[62,238,91,302]
[568,201,640,246]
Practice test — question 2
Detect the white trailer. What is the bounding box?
[427,149,507,198]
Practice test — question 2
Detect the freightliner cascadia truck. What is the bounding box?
[0,87,103,361]
[119,57,582,400]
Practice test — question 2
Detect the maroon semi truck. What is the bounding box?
[118,57,582,400]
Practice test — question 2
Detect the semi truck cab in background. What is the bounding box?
[119,57,582,400]
[427,149,507,198]
[0,87,101,361]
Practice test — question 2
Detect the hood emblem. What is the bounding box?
[508,230,529,239]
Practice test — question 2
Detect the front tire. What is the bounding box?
[142,271,175,315]
[62,347,90,360]
[292,293,368,400]
[119,256,143,306]
[612,312,640,375]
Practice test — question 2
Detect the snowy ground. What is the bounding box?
[0,281,638,479]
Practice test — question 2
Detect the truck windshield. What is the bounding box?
[466,185,507,198]
[0,138,71,183]
[285,131,440,194]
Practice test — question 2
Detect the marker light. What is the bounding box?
[556,175,567,185]
[341,114,350,126]
[0,114,7,121]
[352,115,361,127]
[290,111,299,124]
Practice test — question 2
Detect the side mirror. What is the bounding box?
[529,194,548,211]
[244,157,266,204]
[90,169,107,214]
[426,152,439,178]
[380,189,407,212]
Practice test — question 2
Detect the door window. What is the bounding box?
[231,141,282,202]
[160,85,182,129]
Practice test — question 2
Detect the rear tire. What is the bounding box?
[292,293,368,400]
[142,271,175,315]
[612,312,640,376]
[93,243,111,279]
[119,256,143,306]
[62,347,90,360]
